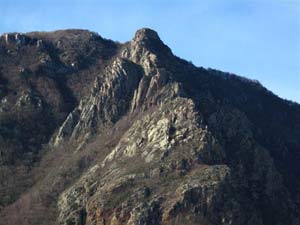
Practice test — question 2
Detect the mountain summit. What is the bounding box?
[134,28,161,41]
[0,28,299,225]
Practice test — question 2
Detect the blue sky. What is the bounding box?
[1,0,299,102]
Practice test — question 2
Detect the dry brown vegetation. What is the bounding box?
[0,28,300,225]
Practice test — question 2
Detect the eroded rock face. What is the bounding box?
[102,97,224,166]
[51,58,143,147]
[1,28,300,225]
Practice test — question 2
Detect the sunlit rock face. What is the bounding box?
[0,28,300,225]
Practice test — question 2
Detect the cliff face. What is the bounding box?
[0,28,299,225]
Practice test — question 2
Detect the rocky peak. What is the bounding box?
[122,28,172,69]
[50,29,176,148]
[132,28,161,43]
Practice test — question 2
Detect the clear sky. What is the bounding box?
[0,0,299,102]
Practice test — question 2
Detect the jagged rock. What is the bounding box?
[102,97,225,166]
[15,90,42,109]
[51,108,81,147]
[1,33,30,45]
[51,57,143,146]
[0,28,300,225]
[2,33,14,45]
[0,97,9,112]
[127,200,162,225]
[36,39,43,48]
[162,165,230,223]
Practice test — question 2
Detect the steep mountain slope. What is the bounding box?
[0,28,299,225]
[0,29,119,208]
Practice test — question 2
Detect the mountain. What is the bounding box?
[0,28,299,225]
